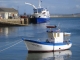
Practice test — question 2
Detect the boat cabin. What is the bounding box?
[33,8,46,13]
[46,26,71,43]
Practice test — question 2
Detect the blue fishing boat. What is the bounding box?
[25,0,50,23]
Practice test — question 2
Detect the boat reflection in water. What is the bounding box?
[26,50,72,60]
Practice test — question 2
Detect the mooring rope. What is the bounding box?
[0,40,22,52]
[0,40,21,48]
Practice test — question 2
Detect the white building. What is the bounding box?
[0,7,18,19]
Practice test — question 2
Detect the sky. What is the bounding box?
[0,0,80,14]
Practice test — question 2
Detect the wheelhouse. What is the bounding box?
[33,8,44,13]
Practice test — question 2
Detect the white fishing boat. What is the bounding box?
[23,25,72,52]
[25,0,50,23]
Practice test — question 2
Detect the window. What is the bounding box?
[38,8,43,13]
[33,9,37,13]
[33,8,44,13]
[54,33,56,37]
[57,33,59,37]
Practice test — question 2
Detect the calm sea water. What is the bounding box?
[0,17,80,60]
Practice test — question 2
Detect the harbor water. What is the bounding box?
[0,17,80,60]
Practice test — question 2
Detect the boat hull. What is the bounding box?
[24,40,72,52]
[30,17,50,24]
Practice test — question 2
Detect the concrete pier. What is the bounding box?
[0,18,29,27]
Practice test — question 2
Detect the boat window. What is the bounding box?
[33,8,44,13]
[54,33,56,38]
[38,8,43,13]
[33,9,37,13]
[57,33,59,37]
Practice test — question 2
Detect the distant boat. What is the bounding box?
[23,25,72,52]
[25,0,50,24]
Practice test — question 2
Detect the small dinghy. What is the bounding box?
[23,25,72,52]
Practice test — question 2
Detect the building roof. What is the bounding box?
[0,7,18,12]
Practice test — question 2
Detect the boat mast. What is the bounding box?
[39,0,42,8]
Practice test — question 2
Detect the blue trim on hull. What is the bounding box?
[24,39,72,46]
[36,18,50,23]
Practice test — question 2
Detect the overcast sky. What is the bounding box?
[0,0,80,14]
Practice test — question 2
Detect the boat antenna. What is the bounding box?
[25,2,37,9]
[57,23,60,31]
[39,0,42,8]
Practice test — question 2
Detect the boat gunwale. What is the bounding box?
[23,39,72,46]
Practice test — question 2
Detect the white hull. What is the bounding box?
[33,13,50,18]
[24,40,72,52]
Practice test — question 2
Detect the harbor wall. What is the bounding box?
[0,18,30,27]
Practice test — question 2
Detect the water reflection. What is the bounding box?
[4,27,9,37]
[32,23,49,33]
[26,50,72,60]
[0,27,18,37]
